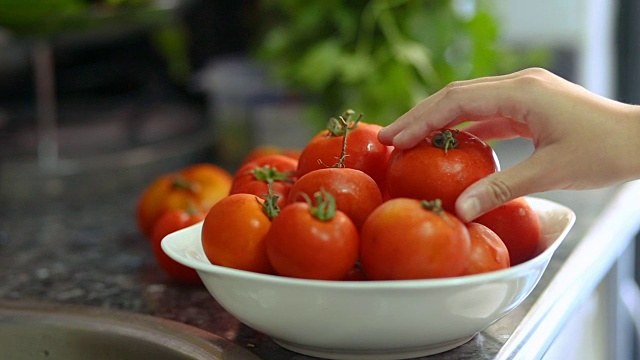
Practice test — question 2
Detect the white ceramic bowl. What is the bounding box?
[162,197,575,360]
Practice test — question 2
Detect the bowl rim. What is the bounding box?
[162,196,576,290]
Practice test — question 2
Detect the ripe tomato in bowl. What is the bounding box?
[162,197,575,360]
[386,129,499,214]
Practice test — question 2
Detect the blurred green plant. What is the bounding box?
[253,0,548,128]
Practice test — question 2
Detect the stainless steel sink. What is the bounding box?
[0,301,259,360]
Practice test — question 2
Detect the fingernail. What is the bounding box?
[378,131,395,146]
[457,196,481,222]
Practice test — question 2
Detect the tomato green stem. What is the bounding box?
[421,199,444,214]
[172,175,197,192]
[260,180,281,220]
[335,115,349,168]
[327,109,360,137]
[309,188,337,221]
[324,109,364,168]
[421,199,457,225]
[432,129,459,153]
[250,165,295,183]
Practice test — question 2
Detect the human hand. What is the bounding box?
[378,68,640,221]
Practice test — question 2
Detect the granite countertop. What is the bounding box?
[0,146,626,359]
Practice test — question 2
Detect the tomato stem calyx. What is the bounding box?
[309,188,337,221]
[172,175,198,193]
[421,199,444,215]
[421,199,457,225]
[432,129,459,153]
[251,165,295,184]
[322,109,364,168]
[260,180,281,220]
[326,109,362,137]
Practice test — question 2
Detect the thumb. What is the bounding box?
[455,156,552,222]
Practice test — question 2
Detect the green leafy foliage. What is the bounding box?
[252,0,548,128]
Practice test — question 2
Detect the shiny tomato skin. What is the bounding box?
[360,198,470,280]
[137,163,233,237]
[475,197,541,266]
[230,154,298,209]
[296,122,391,192]
[151,209,206,284]
[386,129,498,214]
[463,222,510,275]
[201,194,274,274]
[265,202,359,280]
[286,168,382,230]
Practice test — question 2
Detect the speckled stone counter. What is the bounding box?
[0,144,622,359]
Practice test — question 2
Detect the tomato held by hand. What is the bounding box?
[137,163,233,237]
[463,222,510,276]
[201,193,277,274]
[386,129,498,214]
[150,208,206,284]
[286,167,382,230]
[266,190,359,280]
[296,110,391,192]
[230,154,298,209]
[360,198,470,280]
[475,197,541,266]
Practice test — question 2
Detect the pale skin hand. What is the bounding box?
[378,67,640,222]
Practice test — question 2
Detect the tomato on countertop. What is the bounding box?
[150,208,206,284]
[136,163,233,237]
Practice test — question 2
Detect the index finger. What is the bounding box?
[378,73,529,149]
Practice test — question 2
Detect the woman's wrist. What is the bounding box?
[615,104,640,182]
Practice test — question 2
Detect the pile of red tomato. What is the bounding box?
[137,109,542,283]
[136,163,234,284]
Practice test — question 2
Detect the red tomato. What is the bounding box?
[360,198,470,280]
[241,145,301,165]
[230,154,298,209]
[475,197,541,266]
[386,129,498,214]
[463,222,510,275]
[201,193,276,274]
[150,208,206,284]
[137,163,233,237]
[296,111,391,193]
[286,167,382,230]
[381,145,395,201]
[265,191,359,280]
